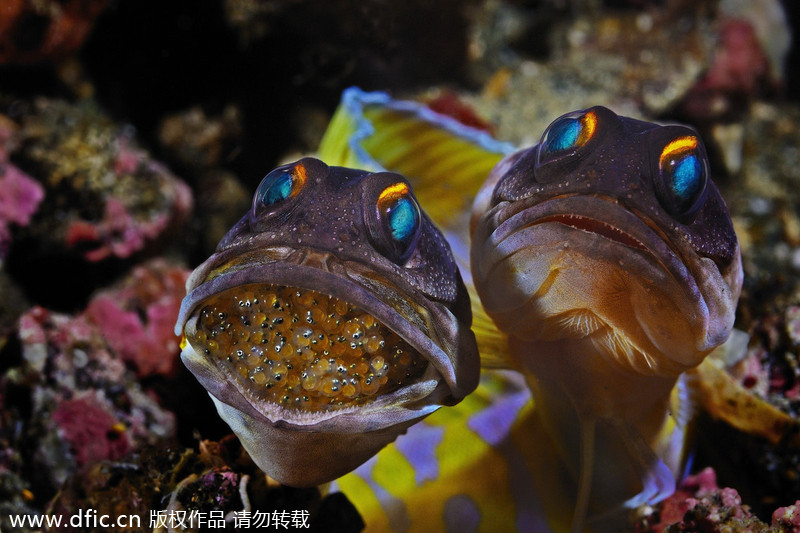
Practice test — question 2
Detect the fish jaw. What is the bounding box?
[176,247,477,487]
[472,194,738,375]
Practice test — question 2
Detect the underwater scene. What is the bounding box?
[1,0,800,531]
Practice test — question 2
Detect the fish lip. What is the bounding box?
[490,194,704,308]
[175,243,468,423]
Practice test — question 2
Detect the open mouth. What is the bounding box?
[184,283,428,412]
[534,213,648,252]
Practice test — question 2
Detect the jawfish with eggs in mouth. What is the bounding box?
[175,157,479,487]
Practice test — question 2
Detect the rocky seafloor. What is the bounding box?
[1,0,800,531]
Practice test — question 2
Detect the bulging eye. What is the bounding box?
[372,182,422,264]
[536,110,598,166]
[655,136,708,221]
[254,163,307,209]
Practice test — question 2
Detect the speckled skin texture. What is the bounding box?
[176,157,478,487]
[471,107,742,528]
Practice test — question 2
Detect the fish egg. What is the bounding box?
[187,284,428,411]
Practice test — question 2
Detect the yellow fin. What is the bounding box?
[470,285,517,370]
[318,88,515,233]
[690,328,800,448]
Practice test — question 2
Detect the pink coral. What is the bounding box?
[682,19,772,119]
[10,304,176,486]
[772,501,800,531]
[705,20,770,93]
[52,395,131,466]
[65,198,168,262]
[17,306,49,346]
[64,172,193,262]
[10,99,194,263]
[652,468,723,529]
[84,260,189,377]
[18,305,126,380]
[113,136,141,175]
[0,163,45,257]
[642,467,765,532]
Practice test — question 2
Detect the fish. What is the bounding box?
[174,157,480,487]
[321,90,743,532]
[176,86,743,531]
[470,106,743,531]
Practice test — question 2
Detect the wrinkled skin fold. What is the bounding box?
[176,157,479,487]
[470,106,742,531]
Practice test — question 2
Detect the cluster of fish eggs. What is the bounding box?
[188,284,427,410]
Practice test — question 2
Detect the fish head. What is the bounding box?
[471,106,742,376]
[176,157,479,486]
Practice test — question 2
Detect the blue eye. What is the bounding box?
[671,155,702,203]
[255,164,307,207]
[538,111,598,161]
[375,182,421,263]
[258,171,292,205]
[544,119,580,153]
[387,197,418,243]
[657,136,708,220]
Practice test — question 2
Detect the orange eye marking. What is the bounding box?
[378,182,410,204]
[292,162,308,192]
[660,136,698,165]
[578,111,597,145]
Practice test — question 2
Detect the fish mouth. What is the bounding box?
[528,212,650,252]
[490,194,702,304]
[184,282,431,413]
[475,193,713,370]
[176,244,462,421]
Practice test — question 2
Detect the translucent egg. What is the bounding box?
[188,284,428,410]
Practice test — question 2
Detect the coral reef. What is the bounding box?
[158,105,243,171]
[1,299,177,495]
[6,98,193,263]
[49,436,364,533]
[0,114,43,260]
[84,260,189,378]
[0,162,43,259]
[685,101,800,517]
[634,468,781,532]
[0,0,798,531]
[465,3,718,144]
[157,106,250,256]
[772,501,800,531]
[0,0,109,65]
